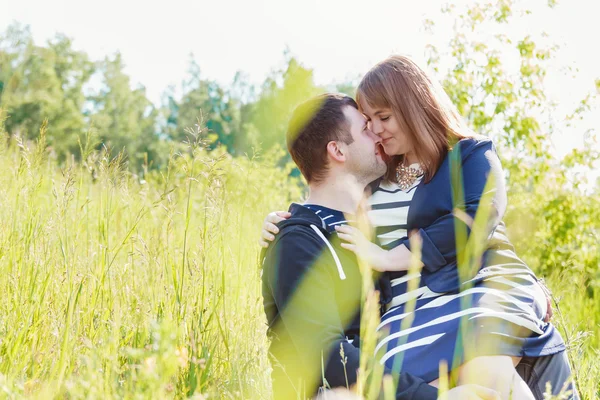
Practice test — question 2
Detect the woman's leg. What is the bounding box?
[429,357,523,388]
[456,355,534,400]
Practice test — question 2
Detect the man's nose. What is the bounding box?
[367,129,381,143]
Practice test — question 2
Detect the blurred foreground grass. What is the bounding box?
[0,121,597,399]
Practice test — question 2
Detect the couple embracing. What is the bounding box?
[259,55,576,400]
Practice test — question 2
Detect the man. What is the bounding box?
[261,94,500,399]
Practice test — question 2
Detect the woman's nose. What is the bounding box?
[371,120,383,135]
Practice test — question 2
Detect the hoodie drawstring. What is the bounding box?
[310,224,346,280]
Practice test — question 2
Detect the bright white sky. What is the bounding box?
[2,0,599,172]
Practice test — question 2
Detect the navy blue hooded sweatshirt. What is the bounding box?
[261,203,437,399]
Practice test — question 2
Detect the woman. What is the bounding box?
[259,55,575,400]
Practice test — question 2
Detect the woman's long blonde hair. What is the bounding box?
[357,55,472,182]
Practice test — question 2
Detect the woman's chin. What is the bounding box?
[377,144,392,162]
[382,143,400,157]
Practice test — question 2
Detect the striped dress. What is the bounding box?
[367,166,565,383]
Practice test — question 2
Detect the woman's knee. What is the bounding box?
[458,356,533,400]
[459,355,516,381]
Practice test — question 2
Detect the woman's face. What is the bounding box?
[359,98,412,157]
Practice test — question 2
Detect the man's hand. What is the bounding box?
[537,278,554,323]
[258,211,291,248]
[441,385,501,400]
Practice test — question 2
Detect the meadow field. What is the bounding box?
[0,115,598,399]
[1,2,599,397]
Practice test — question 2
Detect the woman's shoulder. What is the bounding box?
[455,135,496,158]
[457,134,494,148]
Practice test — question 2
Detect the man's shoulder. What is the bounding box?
[263,225,326,264]
[277,224,323,245]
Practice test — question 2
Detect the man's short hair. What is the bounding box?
[286,94,358,183]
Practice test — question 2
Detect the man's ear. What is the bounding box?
[326,141,346,163]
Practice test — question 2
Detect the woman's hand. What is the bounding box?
[335,225,419,272]
[258,211,291,248]
[334,225,393,272]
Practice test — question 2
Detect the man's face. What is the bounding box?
[341,106,387,183]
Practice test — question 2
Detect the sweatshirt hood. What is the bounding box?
[270,203,347,280]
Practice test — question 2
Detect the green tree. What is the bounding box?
[0,23,94,159]
[250,55,323,152]
[163,57,250,155]
[88,53,163,170]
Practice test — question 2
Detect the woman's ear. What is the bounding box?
[326,141,346,163]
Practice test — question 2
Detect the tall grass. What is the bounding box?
[0,115,301,398]
[0,113,597,399]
